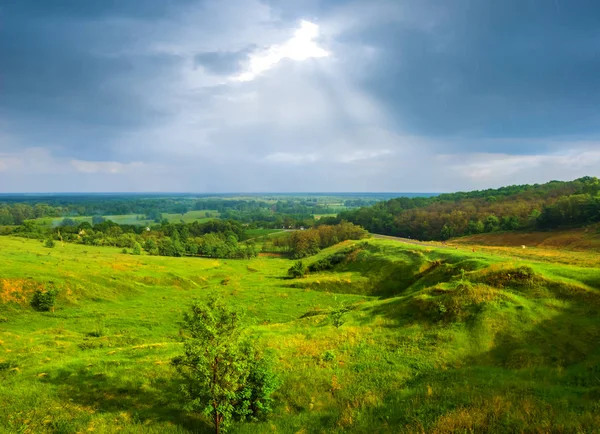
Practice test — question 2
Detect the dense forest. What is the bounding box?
[331,177,600,240]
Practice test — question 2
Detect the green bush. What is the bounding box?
[330,302,350,328]
[321,350,336,362]
[171,297,280,432]
[132,242,142,255]
[287,261,307,278]
[31,288,59,312]
[45,238,56,248]
[308,252,348,272]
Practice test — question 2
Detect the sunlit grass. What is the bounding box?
[1,236,600,432]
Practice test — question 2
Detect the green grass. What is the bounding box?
[1,236,600,433]
[29,210,220,228]
[245,228,286,238]
[160,210,220,224]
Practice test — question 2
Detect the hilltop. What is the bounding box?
[336,176,600,241]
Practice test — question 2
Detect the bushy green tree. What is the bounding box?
[171,297,279,433]
[143,238,158,255]
[31,288,59,312]
[287,261,307,278]
[132,242,142,255]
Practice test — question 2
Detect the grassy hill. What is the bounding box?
[454,223,600,251]
[1,236,600,432]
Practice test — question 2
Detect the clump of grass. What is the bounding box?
[321,350,336,362]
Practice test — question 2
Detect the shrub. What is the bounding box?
[308,252,348,272]
[132,242,142,255]
[321,350,336,362]
[172,297,280,433]
[45,238,56,248]
[287,261,307,278]
[330,302,350,328]
[31,288,59,312]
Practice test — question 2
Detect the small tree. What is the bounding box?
[45,238,56,248]
[132,242,142,255]
[172,297,279,433]
[31,288,58,312]
[287,261,307,278]
[329,301,350,328]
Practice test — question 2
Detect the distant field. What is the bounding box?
[29,210,220,227]
[161,210,220,223]
[245,228,285,238]
[2,236,600,432]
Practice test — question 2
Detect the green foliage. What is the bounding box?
[31,287,58,312]
[143,238,158,255]
[131,242,142,255]
[171,297,279,433]
[329,302,350,328]
[308,251,349,272]
[44,238,55,248]
[288,261,307,278]
[288,222,367,258]
[235,353,281,422]
[321,350,336,362]
[340,176,600,240]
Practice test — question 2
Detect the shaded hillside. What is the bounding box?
[333,176,600,240]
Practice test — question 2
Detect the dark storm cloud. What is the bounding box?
[1,0,599,192]
[8,0,196,19]
[344,0,600,146]
[0,1,186,159]
[194,47,256,75]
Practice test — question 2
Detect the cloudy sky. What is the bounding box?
[1,0,600,192]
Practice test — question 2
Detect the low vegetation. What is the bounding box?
[1,234,600,432]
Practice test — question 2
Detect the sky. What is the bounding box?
[1,0,600,193]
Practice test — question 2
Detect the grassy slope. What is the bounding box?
[453,224,600,251]
[450,224,600,268]
[1,237,600,433]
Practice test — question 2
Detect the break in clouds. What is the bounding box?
[1,0,600,192]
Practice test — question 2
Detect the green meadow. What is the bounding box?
[1,236,600,433]
[29,210,220,228]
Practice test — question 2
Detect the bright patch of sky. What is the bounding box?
[233,20,329,82]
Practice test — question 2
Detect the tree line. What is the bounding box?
[16,219,259,259]
[329,177,600,240]
[261,222,368,258]
[14,217,368,260]
[0,195,379,226]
